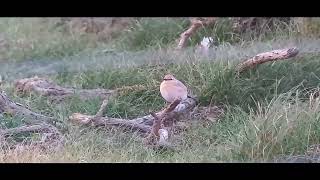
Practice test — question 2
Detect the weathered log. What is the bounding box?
[236,47,299,73]
[70,98,188,149]
[0,123,65,150]
[0,123,56,136]
[14,76,149,103]
[129,98,197,126]
[69,97,197,135]
[176,17,216,50]
[0,91,57,125]
[69,113,152,133]
[14,76,115,102]
[0,90,65,150]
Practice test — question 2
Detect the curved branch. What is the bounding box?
[236,47,299,74]
[176,17,216,50]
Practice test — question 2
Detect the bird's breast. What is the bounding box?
[160,81,188,102]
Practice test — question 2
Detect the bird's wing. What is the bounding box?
[174,80,196,98]
[173,80,188,91]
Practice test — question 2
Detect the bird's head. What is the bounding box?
[163,74,175,81]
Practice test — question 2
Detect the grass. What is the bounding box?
[115,18,189,51]
[1,17,320,162]
[115,17,300,51]
[0,18,110,62]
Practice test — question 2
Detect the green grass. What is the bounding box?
[115,17,299,51]
[115,18,189,51]
[53,54,320,112]
[1,17,320,162]
[3,53,320,162]
[0,18,110,62]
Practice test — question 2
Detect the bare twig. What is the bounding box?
[142,100,182,149]
[144,112,162,145]
[144,99,181,143]
[94,98,109,119]
[150,112,161,138]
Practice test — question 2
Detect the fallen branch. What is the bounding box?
[0,91,58,125]
[0,123,65,151]
[14,76,115,102]
[0,90,65,150]
[0,123,54,136]
[176,17,216,50]
[70,98,187,150]
[156,97,198,125]
[69,97,197,136]
[236,47,299,74]
[69,113,152,133]
[14,77,149,103]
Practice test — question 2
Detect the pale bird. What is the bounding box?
[160,74,188,103]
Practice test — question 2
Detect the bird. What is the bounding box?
[160,74,188,103]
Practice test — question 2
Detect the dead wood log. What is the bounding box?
[14,76,115,102]
[70,98,187,149]
[0,123,65,150]
[0,91,58,125]
[0,123,56,136]
[69,113,152,133]
[236,47,299,74]
[69,97,197,135]
[112,96,196,128]
[0,90,65,150]
[14,76,148,103]
[176,17,216,50]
